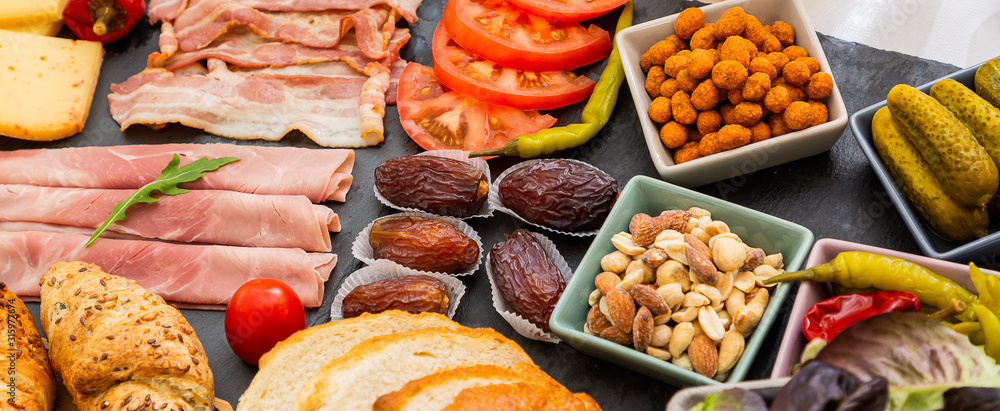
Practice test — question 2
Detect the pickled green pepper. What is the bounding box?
[468,1,633,158]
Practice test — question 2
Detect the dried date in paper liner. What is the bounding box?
[486,230,573,343]
[330,260,466,321]
[373,149,494,219]
[489,159,609,237]
[352,211,484,276]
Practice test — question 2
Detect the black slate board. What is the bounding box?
[2,1,986,410]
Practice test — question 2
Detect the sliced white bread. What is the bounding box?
[238,311,463,411]
[293,327,535,411]
[372,363,599,411]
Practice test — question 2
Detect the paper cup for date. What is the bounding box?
[486,231,573,343]
[490,159,605,237]
[352,211,484,276]
[373,149,494,219]
[330,260,466,321]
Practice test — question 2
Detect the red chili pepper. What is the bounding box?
[803,290,921,342]
[62,0,145,44]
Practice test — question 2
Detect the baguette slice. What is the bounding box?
[239,311,463,411]
[39,261,214,411]
[0,283,55,411]
[372,363,599,411]
[293,327,534,411]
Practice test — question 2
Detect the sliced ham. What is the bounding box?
[149,26,409,73]
[0,231,335,307]
[172,0,397,59]
[0,144,353,203]
[0,184,338,251]
[109,61,387,147]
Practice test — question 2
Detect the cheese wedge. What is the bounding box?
[0,0,65,27]
[0,20,64,36]
[0,29,103,141]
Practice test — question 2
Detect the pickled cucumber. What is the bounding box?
[887,84,998,207]
[976,58,1000,108]
[931,78,1000,213]
[871,107,989,242]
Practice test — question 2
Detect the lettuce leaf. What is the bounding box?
[814,312,1000,410]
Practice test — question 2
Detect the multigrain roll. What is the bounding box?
[0,283,55,411]
[39,261,214,411]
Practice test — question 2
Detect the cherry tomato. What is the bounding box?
[442,0,611,71]
[224,279,306,366]
[432,24,595,110]
[504,0,629,21]
[396,62,557,153]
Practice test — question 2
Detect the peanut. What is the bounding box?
[647,346,672,361]
[656,283,686,310]
[763,253,784,269]
[616,269,645,291]
[717,330,745,374]
[734,287,769,335]
[612,232,645,256]
[694,284,723,306]
[712,236,747,272]
[683,291,711,307]
[733,270,756,293]
[698,306,726,342]
[656,260,691,290]
[650,324,672,347]
[672,353,693,371]
[713,271,734,301]
[753,264,781,287]
[669,321,695,359]
[601,251,632,274]
[687,206,711,219]
[672,306,699,323]
[588,288,602,306]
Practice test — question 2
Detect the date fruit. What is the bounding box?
[489,229,566,331]
[375,155,489,217]
[369,216,479,273]
[498,159,618,231]
[342,275,449,318]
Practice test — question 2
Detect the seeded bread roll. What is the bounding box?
[38,261,214,411]
[0,283,55,411]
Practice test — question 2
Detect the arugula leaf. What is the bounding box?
[85,154,240,247]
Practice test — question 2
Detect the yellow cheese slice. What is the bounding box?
[0,29,103,141]
[0,20,64,36]
[0,0,67,27]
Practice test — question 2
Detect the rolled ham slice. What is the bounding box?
[0,231,335,308]
[0,185,338,252]
[0,144,353,203]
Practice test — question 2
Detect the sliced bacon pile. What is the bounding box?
[0,144,355,308]
[111,0,421,147]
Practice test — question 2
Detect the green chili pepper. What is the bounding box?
[762,251,980,321]
[972,304,1000,361]
[969,263,999,313]
[468,1,633,158]
[950,321,983,335]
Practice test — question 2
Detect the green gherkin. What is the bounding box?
[975,58,1000,109]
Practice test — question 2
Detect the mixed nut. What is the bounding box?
[583,207,784,380]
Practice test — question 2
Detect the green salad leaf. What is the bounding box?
[85,154,240,246]
[814,312,1000,410]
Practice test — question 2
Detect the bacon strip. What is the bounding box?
[233,57,406,104]
[150,0,421,24]
[148,0,189,23]
[0,144,354,203]
[172,0,396,59]
[150,26,409,73]
[109,62,387,148]
[0,185,339,251]
[0,231,334,307]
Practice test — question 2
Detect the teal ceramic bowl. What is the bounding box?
[549,175,814,387]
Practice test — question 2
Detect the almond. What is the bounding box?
[741,248,766,271]
[640,248,668,268]
[629,213,667,247]
[686,244,719,285]
[595,271,621,295]
[684,233,713,263]
[658,209,692,232]
[631,284,671,316]
[632,306,654,352]
[599,326,632,346]
[606,289,636,334]
[587,304,613,335]
[688,334,719,378]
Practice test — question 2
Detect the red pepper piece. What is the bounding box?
[803,290,921,342]
[63,0,145,44]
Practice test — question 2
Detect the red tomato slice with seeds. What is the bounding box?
[431,24,595,110]
[442,0,611,71]
[396,62,557,153]
[505,0,629,21]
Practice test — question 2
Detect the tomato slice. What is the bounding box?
[431,24,595,110]
[442,0,611,71]
[504,0,629,21]
[397,62,557,153]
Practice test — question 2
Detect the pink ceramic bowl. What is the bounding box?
[770,238,1000,378]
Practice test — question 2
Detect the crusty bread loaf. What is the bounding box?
[292,327,535,411]
[372,363,599,411]
[39,261,214,411]
[238,311,463,411]
[444,382,601,411]
[0,283,55,411]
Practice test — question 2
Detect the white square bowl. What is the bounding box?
[616,0,848,188]
[769,238,1000,378]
